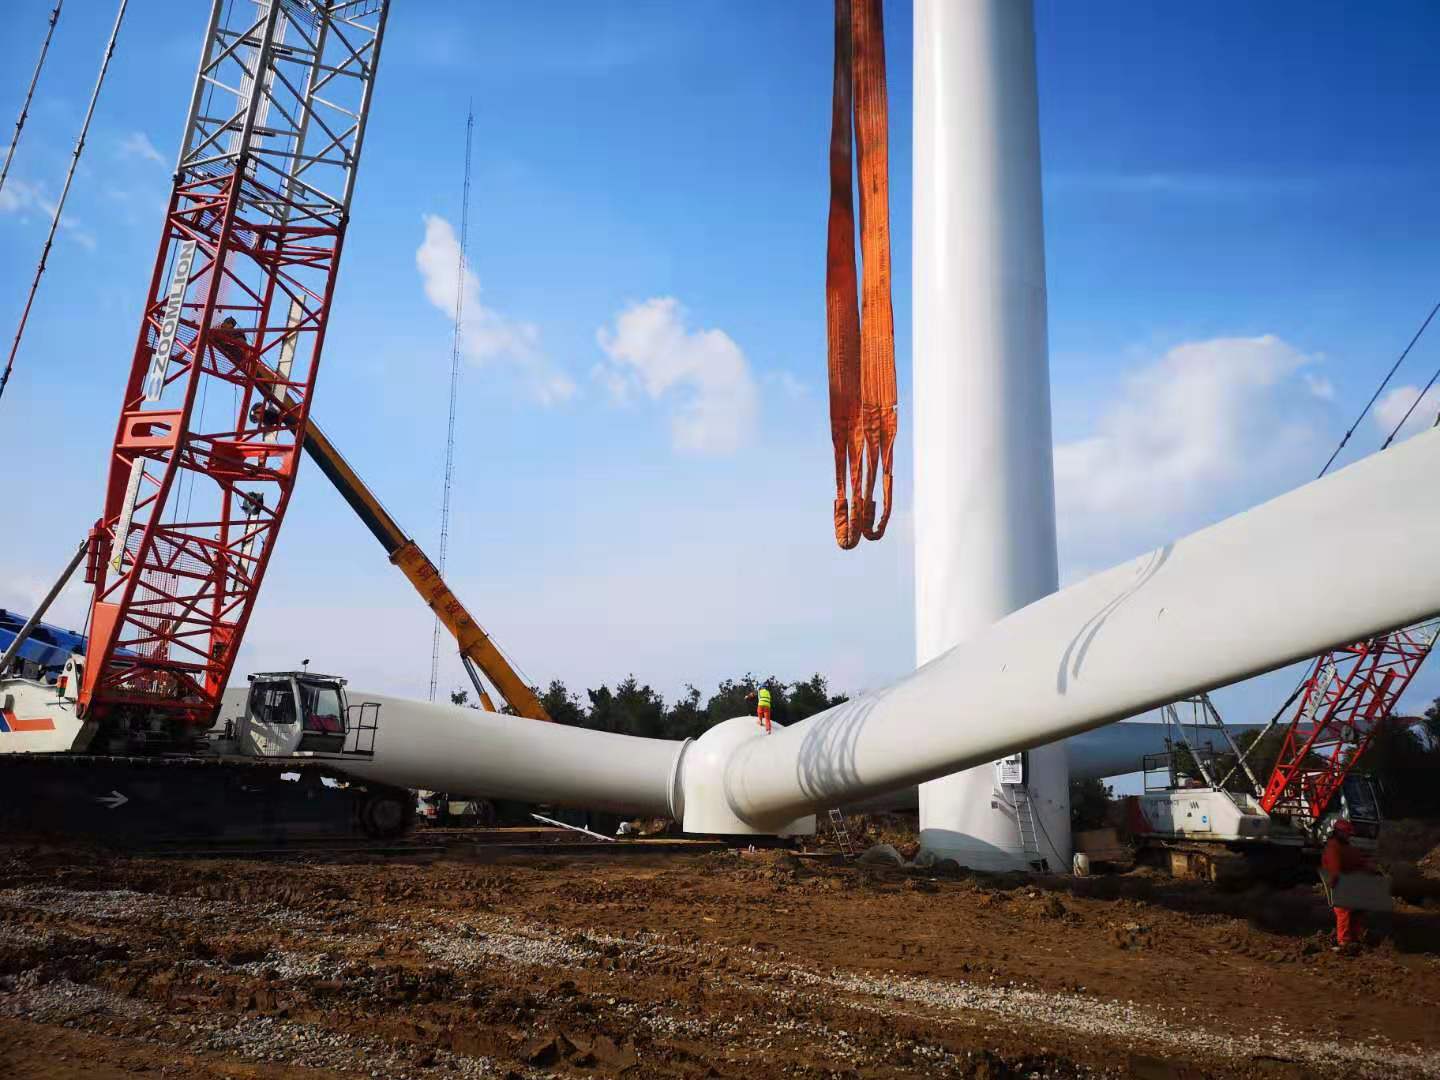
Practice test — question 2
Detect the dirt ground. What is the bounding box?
[2,831,1439,1080]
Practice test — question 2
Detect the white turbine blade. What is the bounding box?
[725,427,1440,827]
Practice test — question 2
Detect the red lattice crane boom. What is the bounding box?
[1259,619,1439,821]
[79,0,390,738]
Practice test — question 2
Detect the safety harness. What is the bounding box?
[826,0,896,549]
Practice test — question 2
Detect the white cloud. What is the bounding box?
[0,175,96,249]
[118,131,165,166]
[1055,334,1327,563]
[0,574,90,630]
[595,297,759,455]
[1374,383,1440,445]
[0,176,45,216]
[764,370,807,400]
[414,214,575,404]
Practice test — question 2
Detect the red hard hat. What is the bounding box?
[1333,818,1355,836]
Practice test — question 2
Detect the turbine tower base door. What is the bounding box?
[919,743,1070,872]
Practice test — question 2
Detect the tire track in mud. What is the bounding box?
[0,885,1055,1076]
[4,876,1438,1078]
[409,907,1440,1079]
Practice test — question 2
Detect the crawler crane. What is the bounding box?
[0,0,545,843]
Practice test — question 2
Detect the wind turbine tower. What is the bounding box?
[912,0,1071,870]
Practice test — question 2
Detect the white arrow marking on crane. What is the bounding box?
[93,790,128,810]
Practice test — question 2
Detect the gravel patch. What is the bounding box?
[0,924,57,949]
[0,886,313,930]
[6,880,1434,1078]
[811,965,1435,1079]
[411,916,598,971]
[0,972,508,1079]
[0,970,153,1024]
[194,1013,501,1079]
[406,914,1036,1074]
[416,910,1440,1079]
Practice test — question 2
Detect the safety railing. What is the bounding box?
[343,701,380,756]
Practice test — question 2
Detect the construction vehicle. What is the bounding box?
[0,2,556,847]
[416,792,498,826]
[0,350,552,841]
[0,0,561,843]
[73,0,387,750]
[1129,758,1384,882]
[0,1,416,842]
[1123,619,1436,881]
[1129,772,1384,883]
[1258,622,1436,826]
[0,618,412,840]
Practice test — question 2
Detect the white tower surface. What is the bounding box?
[912,0,1070,870]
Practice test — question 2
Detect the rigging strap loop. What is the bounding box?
[825,0,896,550]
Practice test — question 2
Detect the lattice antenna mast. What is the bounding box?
[80,0,390,732]
[429,104,475,702]
[0,1,63,198]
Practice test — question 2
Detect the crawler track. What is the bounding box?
[0,752,413,843]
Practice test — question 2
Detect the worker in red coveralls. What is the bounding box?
[1322,818,1372,947]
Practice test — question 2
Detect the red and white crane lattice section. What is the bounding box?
[80,0,390,736]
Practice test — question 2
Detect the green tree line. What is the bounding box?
[454,673,849,742]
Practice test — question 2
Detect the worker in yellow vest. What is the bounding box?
[755,686,773,734]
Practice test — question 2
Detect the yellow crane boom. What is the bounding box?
[300,420,551,721]
[215,325,550,721]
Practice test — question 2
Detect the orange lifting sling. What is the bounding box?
[826,0,896,550]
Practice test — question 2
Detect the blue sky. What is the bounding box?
[1,1,1437,741]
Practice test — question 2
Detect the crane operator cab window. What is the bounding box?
[254,683,297,726]
[238,676,302,758]
[296,677,347,753]
[1335,774,1382,845]
[242,673,349,756]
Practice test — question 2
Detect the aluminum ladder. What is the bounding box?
[827,808,856,859]
[1012,787,1045,869]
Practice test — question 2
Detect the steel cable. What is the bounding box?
[1379,362,1440,451]
[1317,298,1440,477]
[0,3,63,199]
[0,0,129,408]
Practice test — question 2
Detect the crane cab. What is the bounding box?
[235,671,370,758]
[1325,773,1383,850]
